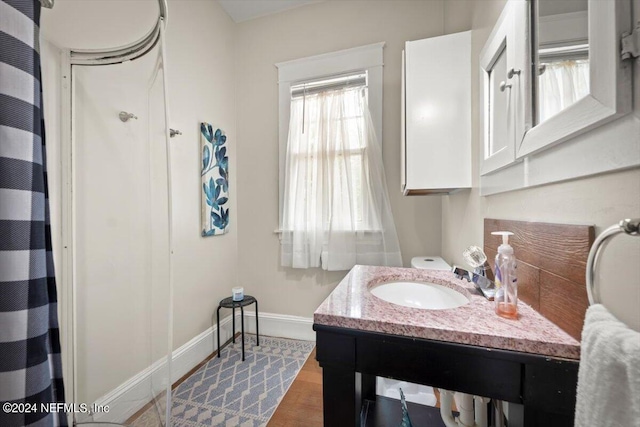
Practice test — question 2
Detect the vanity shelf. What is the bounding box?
[361,396,455,427]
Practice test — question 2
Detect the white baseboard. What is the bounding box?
[82,311,314,424]
[240,311,315,342]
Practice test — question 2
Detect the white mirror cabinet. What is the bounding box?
[480,0,639,195]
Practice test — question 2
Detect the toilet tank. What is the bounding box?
[410,256,451,270]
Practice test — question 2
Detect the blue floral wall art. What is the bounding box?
[201,123,229,236]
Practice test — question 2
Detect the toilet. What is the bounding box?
[375,256,451,407]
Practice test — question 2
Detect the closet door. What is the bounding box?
[480,2,517,175]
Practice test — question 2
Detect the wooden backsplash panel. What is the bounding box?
[484,219,594,285]
[539,271,590,340]
[484,219,595,340]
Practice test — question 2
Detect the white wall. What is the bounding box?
[235,0,474,318]
[41,0,238,406]
[442,0,640,331]
[163,0,238,352]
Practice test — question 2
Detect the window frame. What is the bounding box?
[275,42,385,230]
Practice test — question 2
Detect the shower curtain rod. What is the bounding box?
[41,0,168,65]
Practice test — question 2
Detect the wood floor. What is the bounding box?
[268,348,324,426]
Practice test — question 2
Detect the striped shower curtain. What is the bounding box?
[0,1,67,426]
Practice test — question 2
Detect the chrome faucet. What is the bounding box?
[452,266,496,300]
[451,246,497,300]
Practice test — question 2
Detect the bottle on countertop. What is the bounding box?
[492,231,518,319]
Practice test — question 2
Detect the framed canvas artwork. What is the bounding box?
[201,123,229,236]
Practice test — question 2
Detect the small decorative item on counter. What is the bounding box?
[232,287,244,301]
[492,231,518,319]
[399,388,414,427]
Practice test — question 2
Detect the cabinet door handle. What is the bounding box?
[507,68,521,79]
[499,81,512,92]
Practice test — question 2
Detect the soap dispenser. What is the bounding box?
[492,231,518,319]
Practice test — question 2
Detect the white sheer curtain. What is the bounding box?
[538,59,589,123]
[280,86,402,271]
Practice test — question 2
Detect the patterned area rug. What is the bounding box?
[131,335,315,427]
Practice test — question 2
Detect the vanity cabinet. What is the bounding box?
[480,0,638,195]
[401,31,472,195]
[315,325,579,427]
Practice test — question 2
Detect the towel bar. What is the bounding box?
[586,218,640,305]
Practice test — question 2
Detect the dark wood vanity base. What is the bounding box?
[315,324,579,427]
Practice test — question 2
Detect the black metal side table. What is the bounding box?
[216,295,259,361]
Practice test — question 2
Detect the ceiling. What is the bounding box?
[40,0,323,50]
[41,0,158,50]
[218,0,324,23]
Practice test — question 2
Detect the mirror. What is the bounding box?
[533,0,589,125]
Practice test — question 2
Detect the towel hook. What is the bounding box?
[586,218,640,305]
[119,111,137,122]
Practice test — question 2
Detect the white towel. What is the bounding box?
[575,304,640,427]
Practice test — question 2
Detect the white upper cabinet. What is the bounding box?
[402,31,472,195]
[480,0,638,195]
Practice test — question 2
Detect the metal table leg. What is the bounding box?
[255,299,260,346]
[216,305,221,358]
[240,305,245,361]
[232,304,236,343]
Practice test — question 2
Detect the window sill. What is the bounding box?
[274,228,385,244]
[273,228,384,234]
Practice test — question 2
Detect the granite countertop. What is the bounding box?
[314,265,581,360]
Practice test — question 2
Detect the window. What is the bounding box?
[276,43,402,271]
[276,42,385,227]
[285,74,370,230]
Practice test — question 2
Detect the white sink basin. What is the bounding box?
[370,281,469,310]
